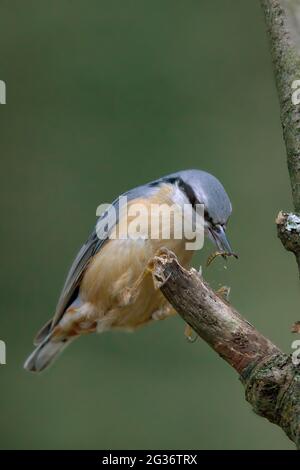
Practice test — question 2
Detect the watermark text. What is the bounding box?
[0,80,6,104]
[96,197,205,250]
[0,340,6,365]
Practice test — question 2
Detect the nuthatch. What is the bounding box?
[24,169,234,372]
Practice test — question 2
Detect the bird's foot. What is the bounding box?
[116,286,137,307]
[215,285,231,301]
[184,323,198,343]
[117,248,176,306]
[116,265,152,307]
[152,304,176,321]
[147,248,177,289]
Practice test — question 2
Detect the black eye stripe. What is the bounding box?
[163,177,223,229]
[165,177,198,209]
[204,210,212,223]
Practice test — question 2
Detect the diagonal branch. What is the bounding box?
[151,249,300,448]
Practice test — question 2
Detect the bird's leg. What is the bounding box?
[117,248,176,307]
[116,264,154,307]
[152,303,176,321]
[117,276,143,307]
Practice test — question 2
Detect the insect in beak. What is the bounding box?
[208,224,238,265]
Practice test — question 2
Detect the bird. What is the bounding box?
[24,169,234,372]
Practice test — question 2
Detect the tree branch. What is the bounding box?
[260,0,300,271]
[151,250,300,448]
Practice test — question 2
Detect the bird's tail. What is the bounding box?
[24,333,73,373]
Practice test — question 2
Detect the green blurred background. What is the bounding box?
[0,0,297,450]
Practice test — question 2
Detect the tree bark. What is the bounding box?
[260,0,300,272]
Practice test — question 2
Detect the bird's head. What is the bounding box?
[165,169,235,255]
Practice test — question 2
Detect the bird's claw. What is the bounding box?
[184,324,198,343]
[216,285,231,301]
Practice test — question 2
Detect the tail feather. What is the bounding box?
[33,319,53,346]
[24,334,72,373]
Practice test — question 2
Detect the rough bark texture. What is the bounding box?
[260,0,300,275]
[261,0,300,212]
[151,250,300,448]
[152,252,280,374]
[259,1,300,448]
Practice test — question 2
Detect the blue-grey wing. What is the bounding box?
[34,223,107,344]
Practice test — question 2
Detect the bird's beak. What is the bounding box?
[209,225,237,257]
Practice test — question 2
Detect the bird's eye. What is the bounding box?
[213,224,221,233]
[214,223,226,232]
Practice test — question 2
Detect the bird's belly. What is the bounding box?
[109,275,164,330]
[80,236,193,330]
